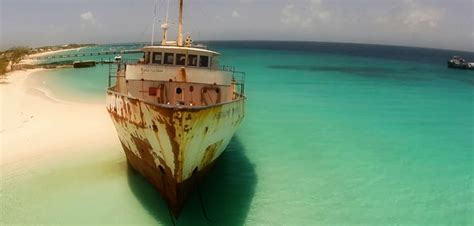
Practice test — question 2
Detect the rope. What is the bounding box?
[161,170,176,226]
[168,204,176,226]
[197,185,214,223]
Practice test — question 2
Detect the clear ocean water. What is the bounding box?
[2,42,473,225]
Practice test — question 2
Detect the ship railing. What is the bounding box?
[108,62,118,88]
[108,59,136,88]
[219,65,246,96]
[232,71,246,96]
[219,65,235,72]
[108,61,246,95]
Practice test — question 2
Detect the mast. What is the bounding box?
[151,0,158,45]
[177,0,184,46]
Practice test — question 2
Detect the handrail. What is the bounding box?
[107,87,246,111]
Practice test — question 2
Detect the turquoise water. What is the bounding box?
[2,42,474,225]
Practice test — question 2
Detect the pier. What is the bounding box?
[13,49,143,70]
[13,59,129,70]
[31,49,143,60]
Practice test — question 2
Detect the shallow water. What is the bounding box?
[2,42,473,225]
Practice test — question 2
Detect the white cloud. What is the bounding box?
[280,0,330,28]
[281,4,302,25]
[232,10,240,18]
[376,0,443,30]
[80,11,98,28]
[403,10,441,28]
[309,0,331,20]
[402,6,442,28]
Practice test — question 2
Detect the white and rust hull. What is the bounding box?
[106,88,245,215]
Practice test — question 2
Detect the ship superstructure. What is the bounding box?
[106,0,246,215]
[447,56,474,70]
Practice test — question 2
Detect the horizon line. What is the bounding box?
[2,40,473,54]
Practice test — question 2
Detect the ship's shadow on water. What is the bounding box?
[127,137,256,226]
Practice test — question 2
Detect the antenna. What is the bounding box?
[151,0,158,45]
[177,0,184,46]
[161,0,170,45]
[166,0,170,22]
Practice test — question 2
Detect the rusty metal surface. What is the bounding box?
[106,87,245,215]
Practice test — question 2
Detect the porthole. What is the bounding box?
[189,86,194,92]
[176,87,183,94]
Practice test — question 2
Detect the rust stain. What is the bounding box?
[130,135,153,165]
[106,89,246,216]
[180,67,187,82]
[200,140,223,169]
[126,102,131,114]
[183,124,191,133]
[185,113,192,121]
[106,94,146,128]
[120,140,180,215]
[148,104,183,182]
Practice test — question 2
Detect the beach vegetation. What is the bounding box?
[0,43,96,75]
[0,47,29,75]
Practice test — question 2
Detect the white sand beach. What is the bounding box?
[0,69,119,168]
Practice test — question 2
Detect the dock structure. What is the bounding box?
[13,58,130,71]
[31,49,143,60]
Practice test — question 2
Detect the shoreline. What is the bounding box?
[0,68,119,167]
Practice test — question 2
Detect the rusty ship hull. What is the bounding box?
[106,87,245,215]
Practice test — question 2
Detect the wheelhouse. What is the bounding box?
[140,46,220,70]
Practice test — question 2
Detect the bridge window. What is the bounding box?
[199,55,209,68]
[176,54,186,66]
[152,52,162,64]
[164,53,174,65]
[188,55,197,66]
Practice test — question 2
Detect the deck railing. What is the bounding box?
[220,64,246,95]
[108,63,117,87]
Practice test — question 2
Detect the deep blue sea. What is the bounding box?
[3,42,474,225]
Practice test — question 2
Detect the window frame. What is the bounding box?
[187,54,198,67]
[152,52,162,64]
[199,55,209,68]
[163,52,175,65]
[176,54,186,66]
[143,52,150,64]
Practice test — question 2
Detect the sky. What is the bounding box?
[1,0,473,51]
